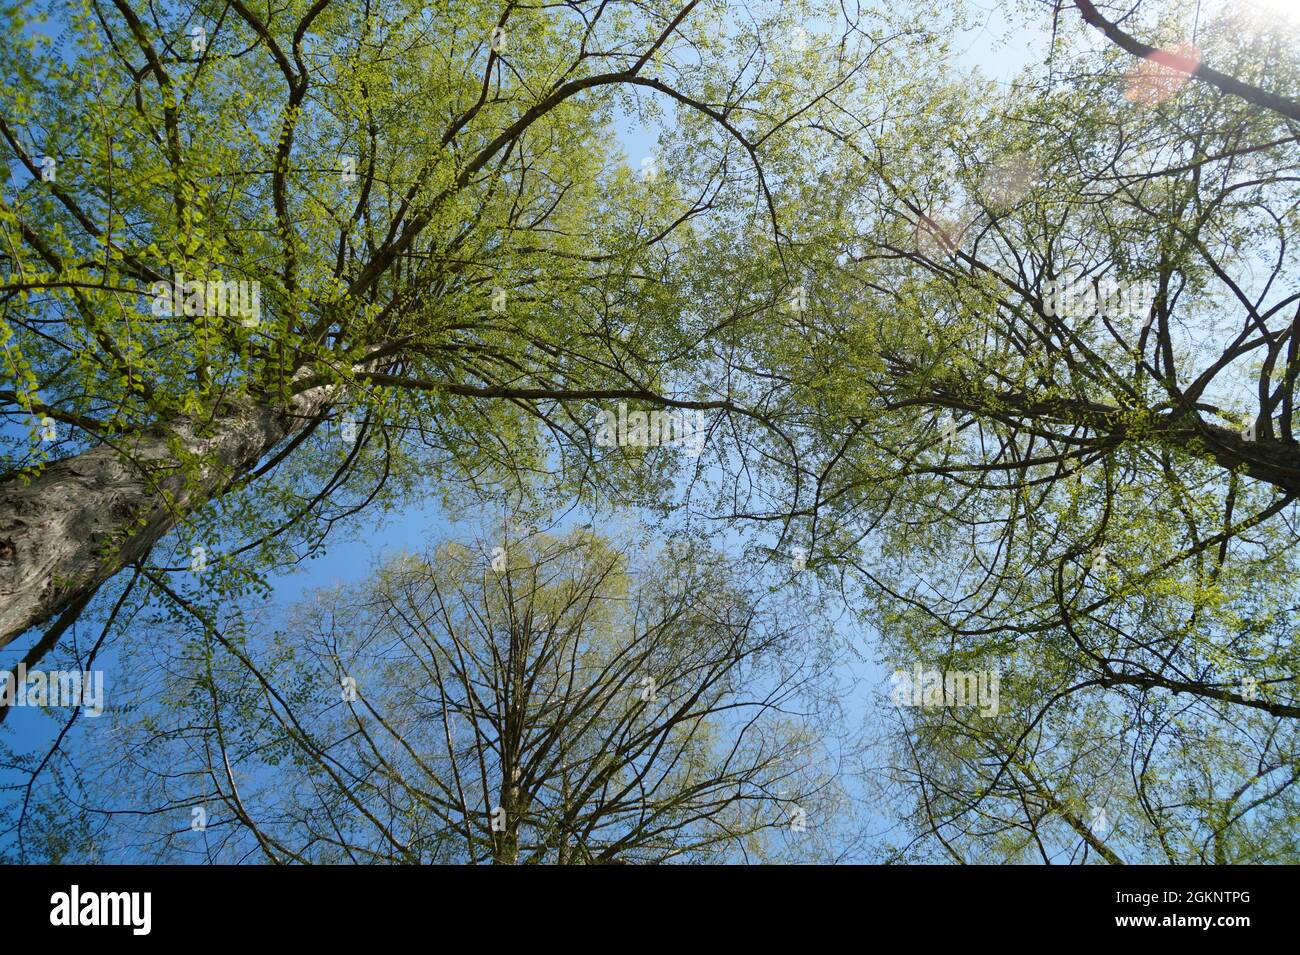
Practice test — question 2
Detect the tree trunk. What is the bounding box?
[0,380,334,649]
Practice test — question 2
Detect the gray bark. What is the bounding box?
[0,379,335,649]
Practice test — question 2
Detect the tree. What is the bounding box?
[734,0,1300,862]
[0,0,914,648]
[61,526,854,864]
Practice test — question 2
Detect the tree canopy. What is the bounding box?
[2,0,1299,864]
